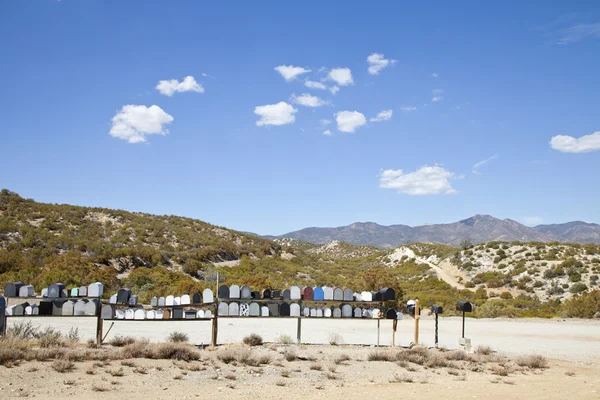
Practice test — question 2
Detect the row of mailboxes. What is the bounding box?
[3,282,104,298]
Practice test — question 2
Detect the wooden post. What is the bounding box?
[377,319,380,347]
[296,317,302,344]
[414,299,420,345]
[96,306,103,345]
[392,319,398,347]
[211,305,218,347]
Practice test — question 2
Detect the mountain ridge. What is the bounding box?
[267,214,600,247]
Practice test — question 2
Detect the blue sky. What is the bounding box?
[1,1,599,235]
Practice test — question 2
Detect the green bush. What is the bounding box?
[570,283,588,294]
[562,290,600,318]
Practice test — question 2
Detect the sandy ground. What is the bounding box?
[3,317,600,399]
[0,344,599,400]
[7,316,600,362]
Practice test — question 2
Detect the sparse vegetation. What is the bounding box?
[168,331,189,343]
[243,333,263,347]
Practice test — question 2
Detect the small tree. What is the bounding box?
[459,240,473,251]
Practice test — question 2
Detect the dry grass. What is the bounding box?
[516,355,548,369]
[328,333,343,345]
[565,371,576,376]
[310,363,322,371]
[107,367,125,377]
[326,372,337,380]
[151,342,202,361]
[475,345,494,355]
[168,331,189,343]
[280,370,290,378]
[243,333,263,347]
[86,367,96,375]
[275,380,286,387]
[133,366,148,374]
[368,350,396,362]
[52,359,75,373]
[390,373,414,383]
[173,374,184,380]
[108,336,136,347]
[283,349,297,362]
[278,334,294,345]
[92,384,110,392]
[63,379,76,386]
[224,374,237,380]
[121,360,136,367]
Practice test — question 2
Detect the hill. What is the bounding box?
[273,215,600,247]
[1,189,599,319]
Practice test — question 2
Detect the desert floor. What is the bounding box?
[1,316,599,399]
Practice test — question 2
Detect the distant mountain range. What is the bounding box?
[262,215,600,248]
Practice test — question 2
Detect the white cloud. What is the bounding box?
[329,85,340,95]
[523,216,544,225]
[557,23,600,45]
[400,106,417,112]
[367,53,397,75]
[156,76,204,96]
[274,65,311,81]
[370,109,393,122]
[431,89,443,102]
[432,73,439,78]
[328,68,353,86]
[550,131,600,153]
[254,102,297,126]
[323,130,332,136]
[110,105,174,144]
[291,93,329,107]
[320,119,332,126]
[379,165,459,195]
[335,111,367,133]
[472,154,498,174]
[305,80,327,90]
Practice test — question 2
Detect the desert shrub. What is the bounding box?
[500,292,513,299]
[328,333,343,345]
[561,290,600,318]
[475,345,493,355]
[109,336,136,347]
[217,349,237,364]
[0,337,27,366]
[476,300,518,318]
[283,349,297,362]
[38,328,65,348]
[334,353,351,364]
[168,331,189,343]
[52,359,75,373]
[367,350,395,362]
[7,321,39,339]
[547,285,564,296]
[570,283,588,294]
[150,343,201,361]
[278,334,293,345]
[121,339,151,358]
[516,354,548,369]
[243,333,263,346]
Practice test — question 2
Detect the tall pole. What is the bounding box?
[414,299,420,345]
[462,310,465,339]
[434,312,439,348]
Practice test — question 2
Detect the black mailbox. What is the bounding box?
[431,305,443,314]
[262,289,272,299]
[456,301,473,313]
[218,285,230,299]
[192,293,202,304]
[379,288,396,301]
